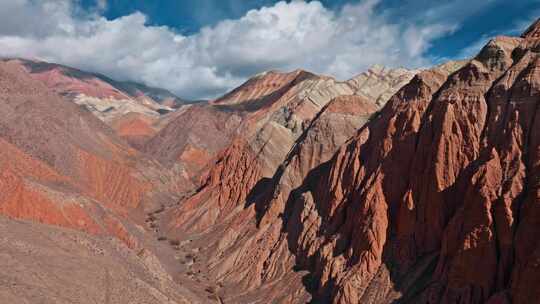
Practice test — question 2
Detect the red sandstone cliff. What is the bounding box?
[163,20,540,304]
[160,64,416,302]
[268,26,539,304]
[2,17,538,304]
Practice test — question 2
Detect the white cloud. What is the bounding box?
[0,0,462,99]
[96,0,107,11]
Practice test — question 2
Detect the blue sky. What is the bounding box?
[1,0,538,99]
[94,0,540,61]
[90,0,355,34]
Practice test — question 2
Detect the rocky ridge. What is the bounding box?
[158,65,418,302]
[3,18,539,304]
[2,58,197,148]
[160,20,540,304]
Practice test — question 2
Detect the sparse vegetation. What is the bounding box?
[169,239,180,246]
[157,236,167,241]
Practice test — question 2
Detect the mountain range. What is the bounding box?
[0,18,539,304]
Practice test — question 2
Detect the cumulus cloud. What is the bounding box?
[0,0,465,99]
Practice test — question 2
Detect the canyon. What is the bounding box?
[0,18,539,304]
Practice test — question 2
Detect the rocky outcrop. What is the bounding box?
[163,20,540,304]
[161,64,416,303]
[347,65,419,106]
[254,30,537,304]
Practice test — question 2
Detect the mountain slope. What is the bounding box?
[0,58,197,242]
[154,65,417,302]
[147,67,416,185]
[0,57,208,303]
[1,58,199,148]
[0,216,200,304]
[247,28,537,303]
[161,20,539,304]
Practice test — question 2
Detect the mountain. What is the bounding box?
[0,52,417,302]
[0,58,207,302]
[0,58,201,148]
[1,18,539,304]
[151,66,418,302]
[0,56,194,230]
[153,21,539,304]
[14,58,194,107]
[145,67,417,184]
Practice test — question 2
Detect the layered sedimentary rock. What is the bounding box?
[255,29,537,304]
[161,65,416,303]
[3,17,538,304]
[0,57,211,302]
[347,64,420,106]
[168,68,412,231]
[0,59,190,238]
[150,67,416,188]
[8,59,181,119]
[0,60,147,210]
[1,59,198,149]
[110,112,162,150]
[165,20,540,304]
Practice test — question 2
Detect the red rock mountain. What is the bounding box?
[2,58,198,148]
[0,59,187,237]
[155,66,417,302]
[154,20,540,304]
[0,58,208,303]
[145,67,416,185]
[2,18,540,304]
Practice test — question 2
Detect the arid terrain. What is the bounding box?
[0,16,539,304]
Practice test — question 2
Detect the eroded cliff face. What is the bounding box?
[165,21,540,304]
[162,65,417,302]
[269,32,538,303]
[169,68,417,231]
